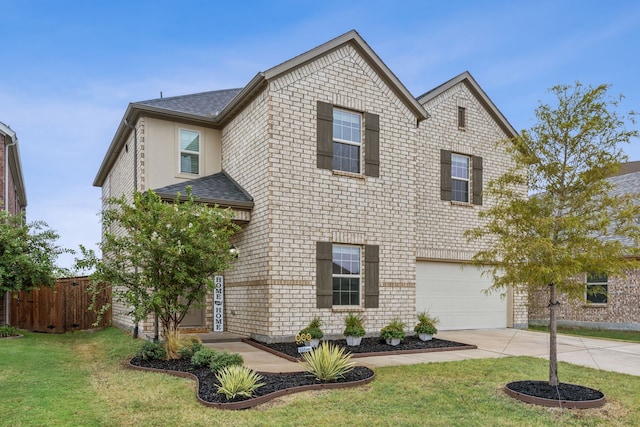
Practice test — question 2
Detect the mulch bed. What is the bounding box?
[245,336,476,361]
[505,380,606,409]
[128,335,475,409]
[129,356,375,410]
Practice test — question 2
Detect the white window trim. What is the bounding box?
[332,244,362,307]
[178,128,201,176]
[332,108,363,174]
[451,153,471,204]
[585,273,608,305]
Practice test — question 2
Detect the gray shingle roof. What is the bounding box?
[153,171,253,209]
[136,88,242,118]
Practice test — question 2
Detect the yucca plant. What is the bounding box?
[299,341,356,381]
[215,365,265,400]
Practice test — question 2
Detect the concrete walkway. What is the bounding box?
[208,329,640,376]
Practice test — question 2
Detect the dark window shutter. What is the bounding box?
[472,155,483,205]
[364,112,380,177]
[316,241,332,308]
[317,101,333,170]
[440,150,452,201]
[364,245,379,308]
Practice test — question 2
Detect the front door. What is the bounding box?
[181,304,205,328]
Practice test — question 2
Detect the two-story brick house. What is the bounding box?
[94,30,528,342]
[0,121,27,326]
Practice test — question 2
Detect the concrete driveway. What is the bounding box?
[210,329,640,376]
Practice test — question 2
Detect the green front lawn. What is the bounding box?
[529,324,640,343]
[1,328,639,426]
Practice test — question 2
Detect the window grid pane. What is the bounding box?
[451,179,469,202]
[180,130,200,174]
[451,154,470,202]
[333,142,360,173]
[333,108,361,173]
[332,245,361,306]
[181,153,199,174]
[333,110,361,144]
[180,130,200,152]
[586,273,608,303]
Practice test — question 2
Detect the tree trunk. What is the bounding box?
[548,282,559,386]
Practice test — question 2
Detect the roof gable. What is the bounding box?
[418,71,517,139]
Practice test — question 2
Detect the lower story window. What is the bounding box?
[586,272,608,304]
[332,245,361,305]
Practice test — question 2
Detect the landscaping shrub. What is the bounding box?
[0,325,19,338]
[137,341,167,361]
[177,337,204,360]
[299,341,355,381]
[191,347,218,368]
[215,365,265,400]
[209,350,243,373]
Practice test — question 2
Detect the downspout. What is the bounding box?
[123,119,142,338]
[4,133,17,325]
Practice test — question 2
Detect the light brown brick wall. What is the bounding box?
[529,272,640,330]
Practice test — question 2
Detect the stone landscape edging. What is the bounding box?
[242,338,477,362]
[128,361,375,410]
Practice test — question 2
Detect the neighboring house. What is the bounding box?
[529,161,640,331]
[0,121,27,326]
[94,30,528,342]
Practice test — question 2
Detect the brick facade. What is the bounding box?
[529,272,640,331]
[99,32,527,340]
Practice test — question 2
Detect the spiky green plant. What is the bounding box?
[343,313,366,337]
[299,341,356,381]
[414,311,439,335]
[215,365,265,400]
[380,318,406,340]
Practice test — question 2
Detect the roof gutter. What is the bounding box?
[0,122,26,213]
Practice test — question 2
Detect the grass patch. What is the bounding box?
[1,328,639,426]
[529,324,640,343]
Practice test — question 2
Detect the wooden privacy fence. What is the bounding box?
[10,276,111,333]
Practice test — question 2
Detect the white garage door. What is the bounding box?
[416,261,507,330]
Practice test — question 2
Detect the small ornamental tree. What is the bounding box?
[0,211,70,298]
[77,188,239,356]
[466,83,639,386]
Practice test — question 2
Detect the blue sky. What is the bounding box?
[1,0,639,269]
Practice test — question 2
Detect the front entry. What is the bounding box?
[181,304,205,329]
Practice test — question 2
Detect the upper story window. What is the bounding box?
[317,101,379,177]
[333,109,362,173]
[440,150,483,205]
[458,106,466,129]
[180,129,200,174]
[586,272,608,304]
[451,154,471,203]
